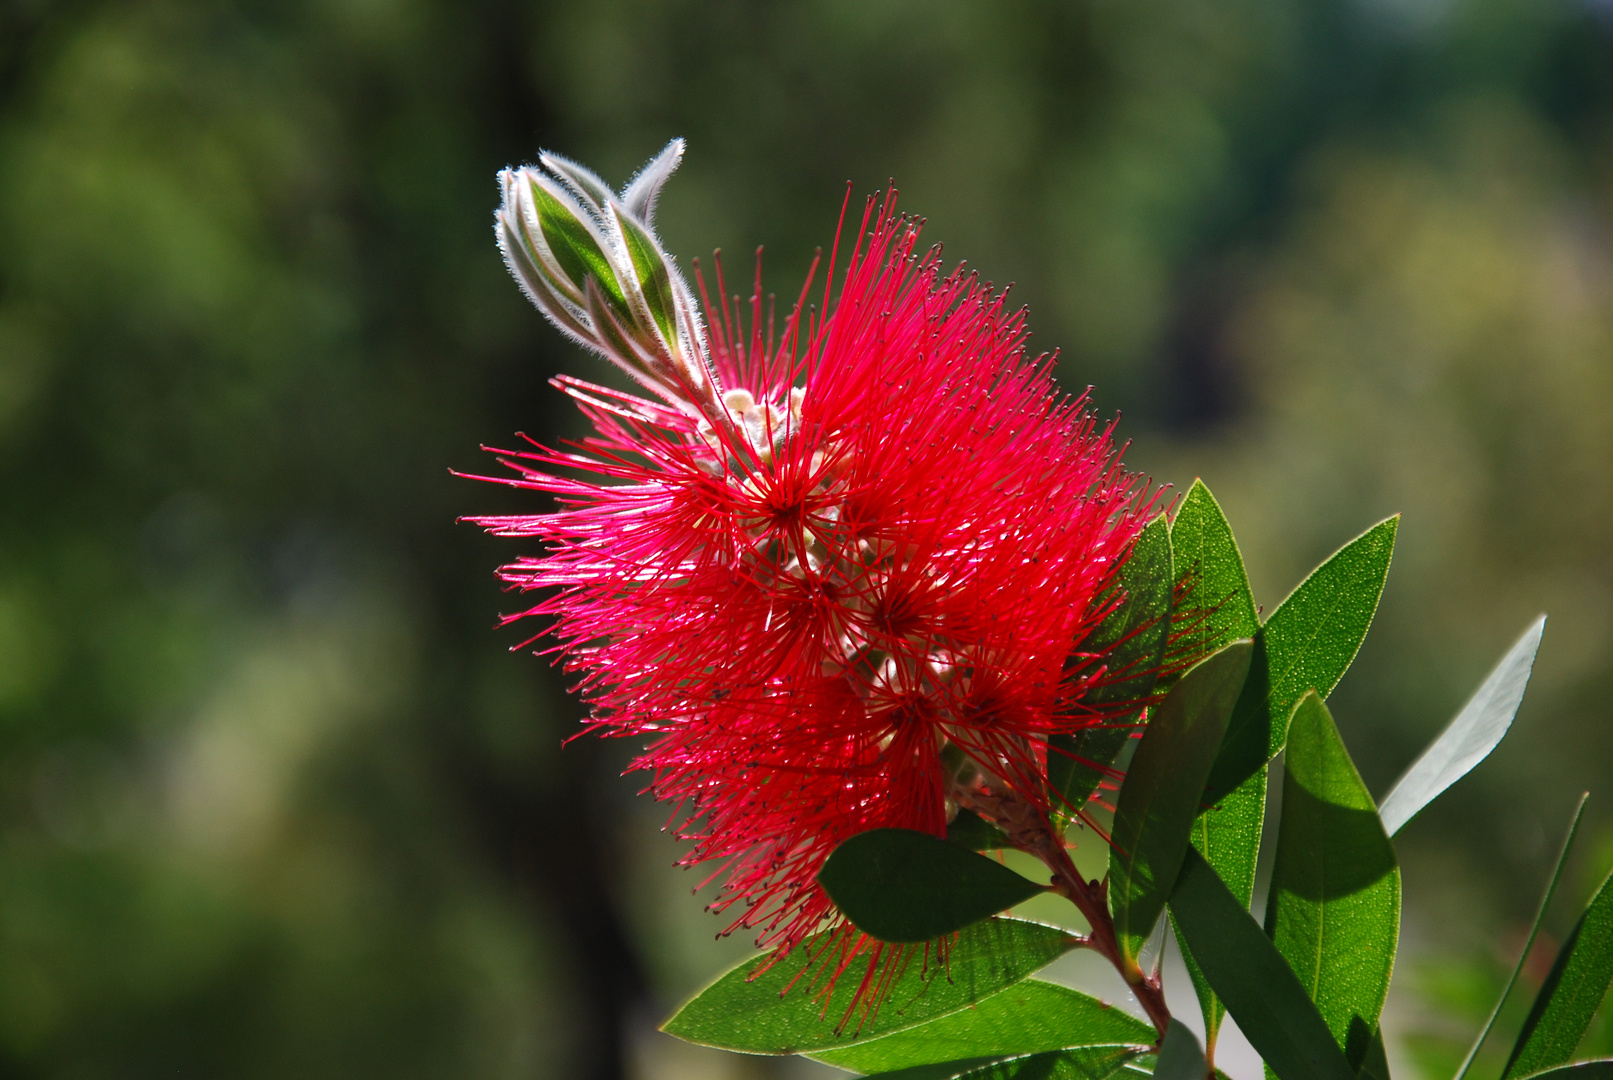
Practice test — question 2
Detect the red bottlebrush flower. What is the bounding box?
[468,143,1158,998]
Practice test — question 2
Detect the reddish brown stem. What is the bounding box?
[1035,834,1172,1039]
[954,786,1172,1042]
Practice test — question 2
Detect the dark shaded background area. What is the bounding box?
[3,0,1613,1076]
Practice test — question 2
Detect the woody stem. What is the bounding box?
[1035,834,1172,1041]
[952,784,1171,1043]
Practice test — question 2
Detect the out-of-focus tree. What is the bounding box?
[0,2,651,1076]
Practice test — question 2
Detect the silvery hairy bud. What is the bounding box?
[496,139,722,416]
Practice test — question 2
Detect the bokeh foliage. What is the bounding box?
[2,0,1613,1077]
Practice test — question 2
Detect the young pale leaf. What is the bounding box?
[1169,481,1260,659]
[610,204,680,349]
[1266,692,1401,1069]
[1110,641,1254,965]
[527,176,628,312]
[947,809,1013,852]
[619,137,685,225]
[661,916,1081,1054]
[1169,846,1357,1080]
[1175,762,1268,1052]
[811,979,1154,1075]
[498,220,593,340]
[1204,517,1398,805]
[1504,863,1613,1079]
[536,150,614,213]
[909,1046,1146,1080]
[1378,616,1546,837]
[819,829,1047,943]
[1456,795,1588,1080]
[1051,515,1174,819]
[1154,1020,1207,1080]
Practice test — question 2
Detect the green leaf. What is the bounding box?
[812,979,1154,1075]
[1168,480,1260,658]
[661,917,1079,1054]
[1378,616,1545,836]
[1265,692,1401,1068]
[1356,1027,1390,1080]
[1051,514,1174,819]
[1505,862,1613,1078]
[1154,1020,1207,1080]
[898,1046,1146,1080]
[1454,795,1588,1080]
[1175,762,1268,1054]
[1164,485,1267,1050]
[1122,1055,1239,1080]
[1512,1064,1613,1080]
[1169,845,1357,1080]
[1163,483,1266,1046]
[1085,514,1175,710]
[1164,484,1266,1046]
[819,829,1047,943]
[1205,516,1397,805]
[858,1059,1001,1080]
[948,809,1013,851]
[1110,641,1254,966]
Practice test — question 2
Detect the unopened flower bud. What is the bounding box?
[495,139,722,415]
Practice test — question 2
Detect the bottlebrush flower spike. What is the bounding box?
[469,141,1160,1014]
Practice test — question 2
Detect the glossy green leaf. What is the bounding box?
[812,979,1154,1075]
[1175,762,1268,1054]
[858,1059,1001,1080]
[1168,480,1261,660]
[1505,862,1613,1078]
[662,917,1080,1054]
[1455,795,1588,1080]
[819,829,1047,943]
[1205,517,1397,805]
[1110,641,1253,965]
[1085,513,1175,708]
[1169,846,1357,1080]
[1265,692,1400,1068]
[906,1046,1146,1080]
[1052,514,1175,819]
[1512,1064,1613,1080]
[1163,481,1262,1045]
[1378,616,1545,836]
[1154,1020,1206,1080]
[948,808,1014,851]
[1356,1027,1390,1080]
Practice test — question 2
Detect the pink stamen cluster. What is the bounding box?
[469,189,1155,985]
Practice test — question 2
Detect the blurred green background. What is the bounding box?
[2,0,1613,1076]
